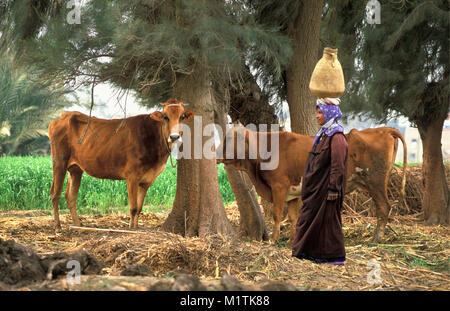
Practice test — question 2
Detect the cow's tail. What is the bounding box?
[389,128,407,200]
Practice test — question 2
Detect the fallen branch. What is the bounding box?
[69,226,145,235]
[387,224,399,236]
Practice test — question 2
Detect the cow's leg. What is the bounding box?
[126,179,139,229]
[370,187,390,243]
[50,164,67,233]
[65,165,83,227]
[270,185,288,243]
[287,198,301,243]
[135,183,150,226]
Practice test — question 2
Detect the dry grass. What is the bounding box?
[342,165,439,217]
[0,202,448,291]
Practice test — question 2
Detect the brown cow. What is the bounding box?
[345,127,407,242]
[218,126,406,243]
[217,127,313,242]
[48,98,193,233]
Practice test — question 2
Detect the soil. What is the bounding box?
[0,204,448,291]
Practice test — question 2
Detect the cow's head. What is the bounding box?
[216,126,256,170]
[149,98,194,144]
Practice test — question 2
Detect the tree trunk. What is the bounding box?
[418,119,450,225]
[213,90,268,241]
[286,0,324,135]
[162,66,234,237]
[225,166,268,241]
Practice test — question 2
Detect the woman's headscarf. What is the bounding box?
[313,98,344,146]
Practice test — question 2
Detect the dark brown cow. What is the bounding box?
[48,98,193,233]
[218,126,406,243]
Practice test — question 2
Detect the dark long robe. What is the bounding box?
[292,132,348,261]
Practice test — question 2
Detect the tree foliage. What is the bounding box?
[244,0,300,102]
[324,0,449,124]
[12,0,292,109]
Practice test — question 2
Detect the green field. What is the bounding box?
[0,156,235,214]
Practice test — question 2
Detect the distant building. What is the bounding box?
[398,127,422,164]
[397,114,450,163]
[442,113,450,161]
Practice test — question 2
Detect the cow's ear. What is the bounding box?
[183,110,194,121]
[150,111,164,122]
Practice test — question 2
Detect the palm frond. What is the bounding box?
[0,53,69,155]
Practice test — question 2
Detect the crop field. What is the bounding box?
[0,156,235,214]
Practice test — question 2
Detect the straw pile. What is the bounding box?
[343,164,449,217]
[81,230,295,281]
[0,204,448,290]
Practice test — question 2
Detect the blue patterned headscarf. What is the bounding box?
[313,98,344,146]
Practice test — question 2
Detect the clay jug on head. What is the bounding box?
[309,47,345,98]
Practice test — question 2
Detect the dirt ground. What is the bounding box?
[0,204,448,291]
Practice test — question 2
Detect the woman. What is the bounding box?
[292,98,348,265]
